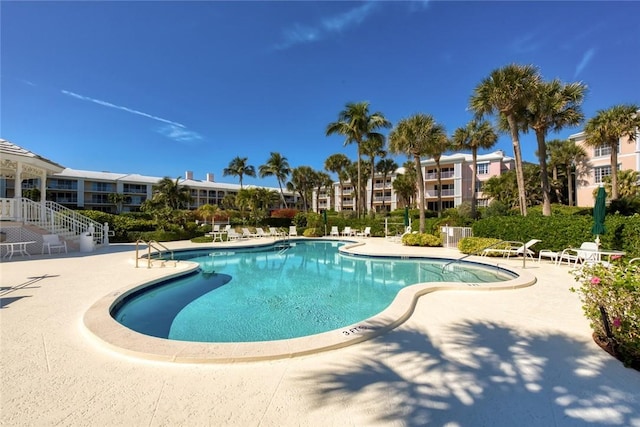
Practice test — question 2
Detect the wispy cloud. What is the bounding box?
[61,89,202,142]
[509,33,543,54]
[574,48,596,78]
[273,2,378,51]
[157,124,203,143]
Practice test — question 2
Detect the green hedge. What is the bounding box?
[472,214,640,258]
[401,232,442,247]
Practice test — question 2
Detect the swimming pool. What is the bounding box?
[112,240,516,343]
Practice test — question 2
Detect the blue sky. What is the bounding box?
[2,1,638,188]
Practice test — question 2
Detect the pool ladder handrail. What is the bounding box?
[442,240,527,272]
[135,239,175,268]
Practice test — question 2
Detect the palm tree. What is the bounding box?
[362,138,387,214]
[599,169,640,199]
[313,171,332,212]
[376,158,398,213]
[470,63,541,216]
[223,156,256,189]
[198,203,220,226]
[392,161,417,208]
[153,177,192,210]
[452,119,498,219]
[324,153,351,212]
[584,104,640,200]
[108,192,129,214]
[523,79,586,215]
[287,166,315,212]
[258,152,291,208]
[547,139,588,206]
[326,101,391,217]
[388,113,446,233]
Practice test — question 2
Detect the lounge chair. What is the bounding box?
[227,228,242,241]
[356,227,371,238]
[481,239,541,259]
[341,226,353,237]
[269,227,284,238]
[557,242,599,266]
[289,226,298,237]
[330,226,340,237]
[241,228,258,238]
[42,234,67,254]
[254,227,268,238]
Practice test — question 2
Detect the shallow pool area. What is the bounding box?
[112,241,517,343]
[83,239,535,363]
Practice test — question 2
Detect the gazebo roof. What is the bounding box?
[0,139,65,178]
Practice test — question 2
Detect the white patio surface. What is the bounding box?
[1,238,638,426]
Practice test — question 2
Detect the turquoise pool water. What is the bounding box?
[112,240,515,342]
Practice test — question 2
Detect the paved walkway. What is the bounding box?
[1,238,638,426]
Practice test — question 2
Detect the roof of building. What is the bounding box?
[420,150,514,166]
[0,139,65,173]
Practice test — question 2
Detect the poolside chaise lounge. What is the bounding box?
[356,227,371,238]
[42,234,67,254]
[289,226,298,237]
[556,242,599,266]
[330,226,340,237]
[481,239,541,259]
[341,226,354,237]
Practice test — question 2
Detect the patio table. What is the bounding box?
[0,241,36,260]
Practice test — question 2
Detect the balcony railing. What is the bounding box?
[425,171,455,180]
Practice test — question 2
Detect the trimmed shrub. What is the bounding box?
[303,227,323,237]
[458,237,505,255]
[402,232,442,247]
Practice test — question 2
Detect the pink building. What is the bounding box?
[570,131,640,207]
[421,150,515,211]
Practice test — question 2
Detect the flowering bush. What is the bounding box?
[571,260,640,367]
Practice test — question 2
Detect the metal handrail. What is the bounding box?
[442,240,528,270]
[135,239,175,268]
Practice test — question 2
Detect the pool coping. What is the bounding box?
[82,240,536,363]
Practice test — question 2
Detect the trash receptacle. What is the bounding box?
[80,232,94,253]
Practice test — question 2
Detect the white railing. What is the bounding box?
[0,198,106,244]
[440,226,473,248]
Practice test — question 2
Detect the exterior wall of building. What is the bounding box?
[571,131,640,207]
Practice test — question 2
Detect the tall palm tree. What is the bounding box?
[547,139,588,206]
[470,63,541,216]
[600,169,640,199]
[376,158,398,213]
[258,152,291,208]
[362,138,387,214]
[523,79,586,215]
[392,161,417,208]
[388,113,446,233]
[326,101,391,217]
[223,156,256,189]
[584,104,640,200]
[153,177,192,210]
[452,119,498,219]
[313,171,332,212]
[324,153,351,212]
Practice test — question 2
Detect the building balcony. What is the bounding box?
[425,171,455,180]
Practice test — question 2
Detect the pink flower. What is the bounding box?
[611,255,623,261]
[613,318,622,328]
[590,277,601,285]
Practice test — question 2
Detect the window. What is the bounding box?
[91,182,113,192]
[594,165,611,184]
[477,163,489,175]
[594,144,618,158]
[475,181,484,193]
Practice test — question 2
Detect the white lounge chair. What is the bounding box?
[481,239,541,259]
[254,227,268,238]
[356,227,371,238]
[341,226,353,237]
[241,228,258,238]
[227,228,242,241]
[269,227,284,238]
[330,226,340,237]
[557,242,599,266]
[289,226,298,237]
[42,234,67,254]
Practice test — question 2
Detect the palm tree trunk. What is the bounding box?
[552,166,563,204]
[507,114,528,216]
[370,162,376,214]
[339,180,344,212]
[414,155,425,233]
[536,131,552,216]
[356,144,362,218]
[436,159,442,218]
[610,145,619,199]
[471,148,478,219]
[567,165,574,206]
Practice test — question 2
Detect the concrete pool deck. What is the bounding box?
[1,237,639,426]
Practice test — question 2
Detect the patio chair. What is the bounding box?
[341,226,353,237]
[227,228,242,241]
[42,234,67,254]
[356,227,371,238]
[289,226,298,237]
[241,228,258,238]
[557,242,599,266]
[254,227,268,238]
[330,226,340,237]
[269,227,283,238]
[481,239,541,259]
